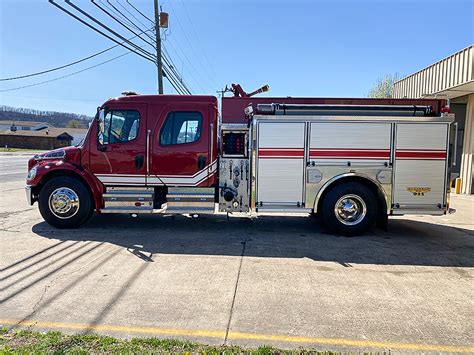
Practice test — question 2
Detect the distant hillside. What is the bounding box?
[0,105,92,128]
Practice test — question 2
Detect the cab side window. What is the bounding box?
[99,110,140,144]
[160,112,202,145]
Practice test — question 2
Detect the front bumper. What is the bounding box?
[25,185,33,206]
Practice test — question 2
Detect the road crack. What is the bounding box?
[224,226,251,344]
[29,243,110,318]
[0,209,33,219]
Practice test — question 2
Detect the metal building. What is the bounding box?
[393,44,474,194]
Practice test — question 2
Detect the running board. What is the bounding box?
[101,187,154,214]
[257,206,312,214]
[162,205,216,215]
[165,187,215,214]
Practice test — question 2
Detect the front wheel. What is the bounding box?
[38,176,93,229]
[320,182,377,236]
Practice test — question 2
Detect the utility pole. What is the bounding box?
[154,0,164,94]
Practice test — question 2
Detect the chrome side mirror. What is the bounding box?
[97,108,106,146]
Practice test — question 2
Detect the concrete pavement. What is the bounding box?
[0,153,473,353]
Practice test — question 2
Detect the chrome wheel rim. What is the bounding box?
[334,194,367,226]
[48,187,80,219]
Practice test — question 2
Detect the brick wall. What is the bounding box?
[0,135,71,150]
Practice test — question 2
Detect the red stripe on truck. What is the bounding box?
[258,148,304,159]
[258,148,446,160]
[396,150,446,159]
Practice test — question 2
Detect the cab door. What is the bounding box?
[89,104,147,186]
[147,103,215,187]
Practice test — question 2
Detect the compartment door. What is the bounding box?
[309,122,391,166]
[393,123,449,212]
[256,122,305,206]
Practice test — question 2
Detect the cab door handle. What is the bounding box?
[198,155,207,170]
[135,155,144,169]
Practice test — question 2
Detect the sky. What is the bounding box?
[0,0,473,116]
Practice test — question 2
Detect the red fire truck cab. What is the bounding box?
[26,88,456,235]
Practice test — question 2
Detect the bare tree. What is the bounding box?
[368,74,401,98]
[0,105,91,127]
[66,119,87,128]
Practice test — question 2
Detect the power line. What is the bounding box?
[46,1,192,95]
[115,0,151,32]
[0,29,152,81]
[164,39,207,92]
[64,1,155,60]
[99,2,191,94]
[1,2,189,96]
[101,0,137,28]
[49,1,155,63]
[1,46,116,82]
[86,0,186,94]
[167,0,219,89]
[91,0,156,49]
[0,51,131,93]
[162,44,204,93]
[1,47,189,95]
[1,93,99,103]
[98,1,192,94]
[163,67,185,94]
[163,66,191,95]
[126,0,154,24]
[102,0,156,44]
[179,0,219,80]
[162,52,192,94]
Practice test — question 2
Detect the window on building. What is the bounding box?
[160,112,202,145]
[99,110,140,144]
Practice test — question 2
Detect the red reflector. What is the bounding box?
[135,202,142,207]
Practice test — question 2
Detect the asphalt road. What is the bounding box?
[1,153,473,353]
[0,154,31,183]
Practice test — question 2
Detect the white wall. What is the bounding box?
[460,94,474,194]
[70,131,87,146]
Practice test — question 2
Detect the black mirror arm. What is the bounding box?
[97,144,108,152]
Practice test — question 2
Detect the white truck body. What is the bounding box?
[219,110,455,221]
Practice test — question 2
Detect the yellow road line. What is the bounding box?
[229,331,474,353]
[1,319,473,353]
[0,319,224,339]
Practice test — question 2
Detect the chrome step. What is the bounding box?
[165,187,215,214]
[100,206,153,214]
[106,187,154,192]
[167,187,214,195]
[102,187,154,213]
[163,205,216,215]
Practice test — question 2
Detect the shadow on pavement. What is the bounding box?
[30,213,474,267]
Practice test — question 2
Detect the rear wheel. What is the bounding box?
[38,176,93,229]
[321,182,377,236]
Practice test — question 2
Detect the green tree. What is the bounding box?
[368,73,401,98]
[66,119,85,128]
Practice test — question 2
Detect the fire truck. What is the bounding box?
[25,84,456,235]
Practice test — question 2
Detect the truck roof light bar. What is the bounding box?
[121,91,139,96]
[256,103,434,117]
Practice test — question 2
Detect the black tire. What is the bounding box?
[320,182,377,236]
[38,176,93,229]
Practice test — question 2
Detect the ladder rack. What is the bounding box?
[256,103,434,117]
